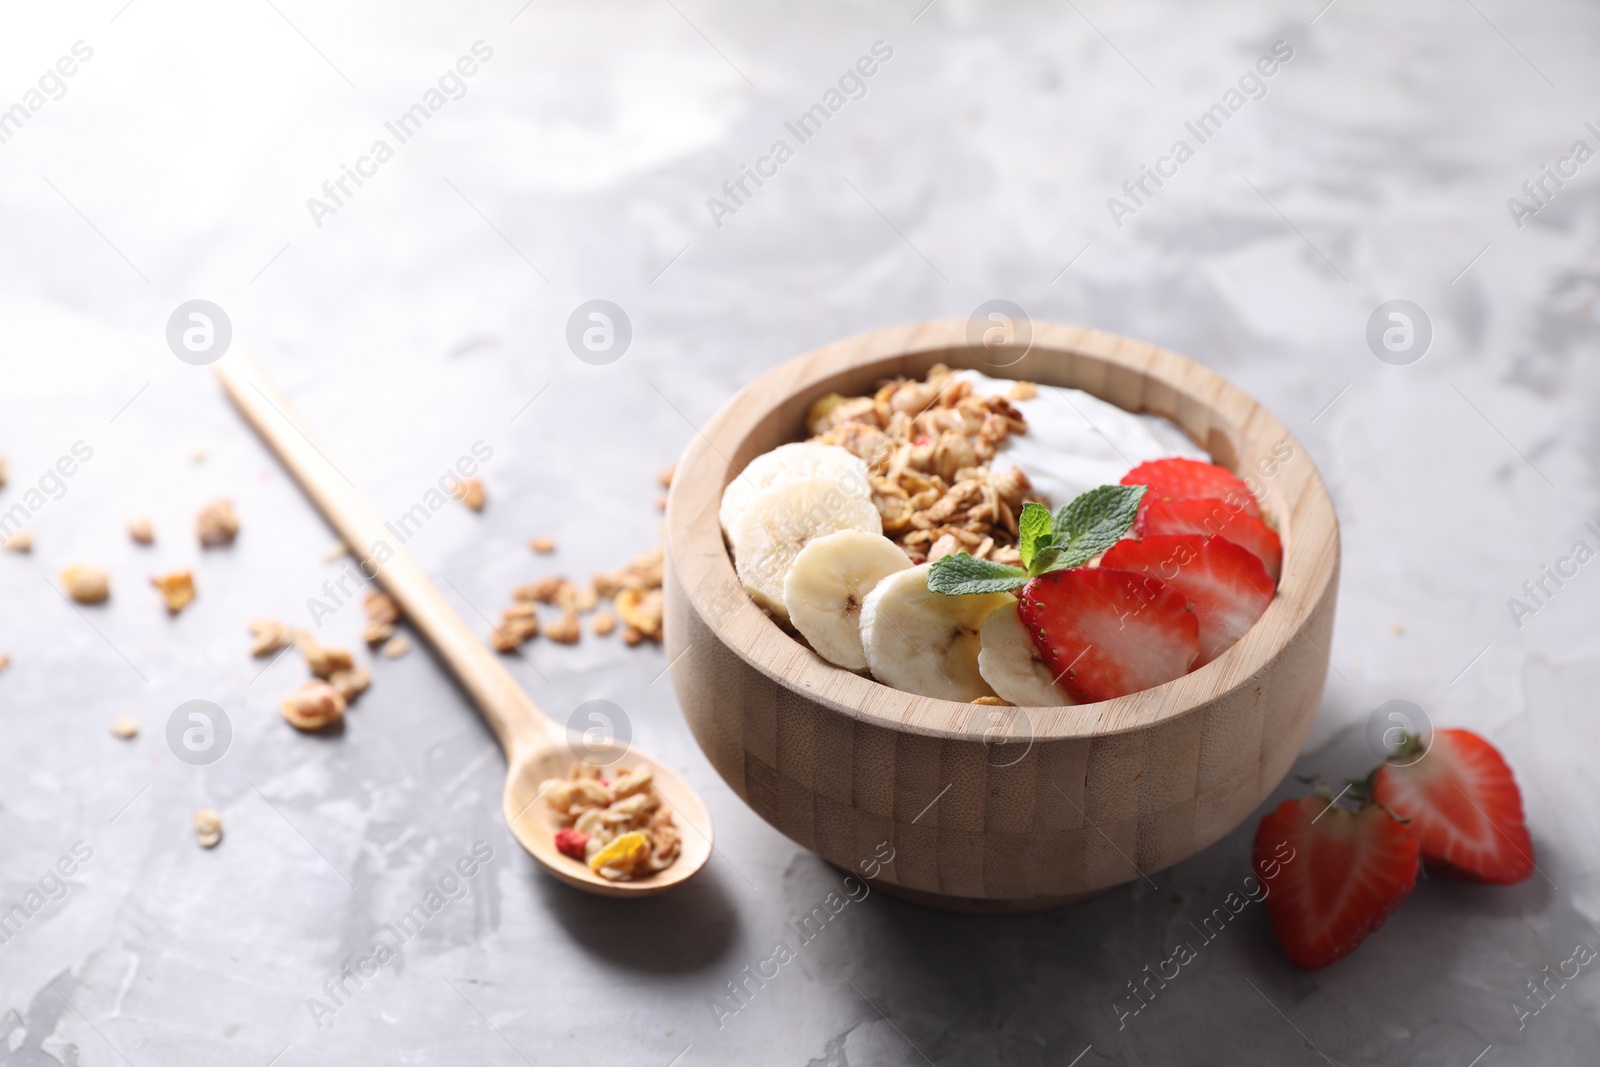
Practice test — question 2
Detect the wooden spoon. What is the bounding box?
[216,352,712,897]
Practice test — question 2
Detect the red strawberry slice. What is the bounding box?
[1016,567,1199,703]
[1253,795,1420,969]
[1101,535,1274,667]
[1136,497,1283,582]
[554,828,590,861]
[1371,729,1535,885]
[1122,458,1261,519]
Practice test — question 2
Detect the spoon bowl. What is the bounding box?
[218,352,712,898]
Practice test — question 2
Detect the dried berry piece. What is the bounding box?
[554,827,589,860]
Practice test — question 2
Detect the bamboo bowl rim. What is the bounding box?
[664,320,1338,745]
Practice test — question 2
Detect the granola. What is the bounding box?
[4,529,32,552]
[542,762,681,881]
[249,618,296,657]
[150,571,196,614]
[63,565,110,604]
[804,364,1037,563]
[109,715,140,738]
[197,499,239,547]
[281,680,346,730]
[194,808,223,849]
[452,477,486,511]
[127,517,155,545]
[529,537,556,554]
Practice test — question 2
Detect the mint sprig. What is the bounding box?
[926,484,1147,596]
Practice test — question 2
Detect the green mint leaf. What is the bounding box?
[1017,501,1054,570]
[1042,484,1147,571]
[926,553,1029,595]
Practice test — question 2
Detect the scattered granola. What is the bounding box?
[542,763,681,881]
[657,464,676,488]
[328,666,371,702]
[591,611,617,636]
[197,499,239,547]
[492,605,539,652]
[544,612,580,645]
[361,591,401,645]
[381,635,410,658]
[0,456,6,487]
[127,517,155,544]
[514,576,568,604]
[321,541,348,561]
[62,565,110,604]
[109,715,140,738]
[804,364,1038,563]
[0,653,9,672]
[614,587,664,641]
[574,586,598,613]
[4,529,32,552]
[295,636,353,679]
[194,808,223,848]
[249,618,296,657]
[622,625,645,647]
[281,680,346,731]
[655,496,667,511]
[529,537,556,554]
[452,477,486,511]
[150,570,196,614]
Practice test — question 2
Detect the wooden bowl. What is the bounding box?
[662,320,1339,912]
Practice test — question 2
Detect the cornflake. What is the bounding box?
[150,570,196,614]
[63,565,110,604]
[197,499,239,547]
[541,763,681,881]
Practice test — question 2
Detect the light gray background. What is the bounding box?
[3,1,1599,1064]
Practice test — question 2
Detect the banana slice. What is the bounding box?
[720,443,869,539]
[733,476,882,620]
[784,530,913,670]
[978,602,1075,707]
[859,565,1014,701]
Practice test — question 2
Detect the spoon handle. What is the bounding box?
[216,351,551,759]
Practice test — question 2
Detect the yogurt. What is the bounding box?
[955,370,1209,508]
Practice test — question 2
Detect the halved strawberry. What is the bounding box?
[1253,795,1420,969]
[1135,497,1283,582]
[1016,567,1199,703]
[1122,458,1261,519]
[1371,729,1535,885]
[1101,534,1274,667]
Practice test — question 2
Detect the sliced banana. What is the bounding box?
[720,443,869,539]
[733,476,882,620]
[784,530,913,670]
[978,602,1074,707]
[859,565,1014,701]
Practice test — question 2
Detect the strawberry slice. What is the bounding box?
[1122,458,1261,519]
[1253,795,1420,969]
[1016,568,1198,703]
[1101,534,1274,667]
[1135,497,1283,582]
[1371,729,1535,884]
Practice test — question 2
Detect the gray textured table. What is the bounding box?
[3,1,1599,1064]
